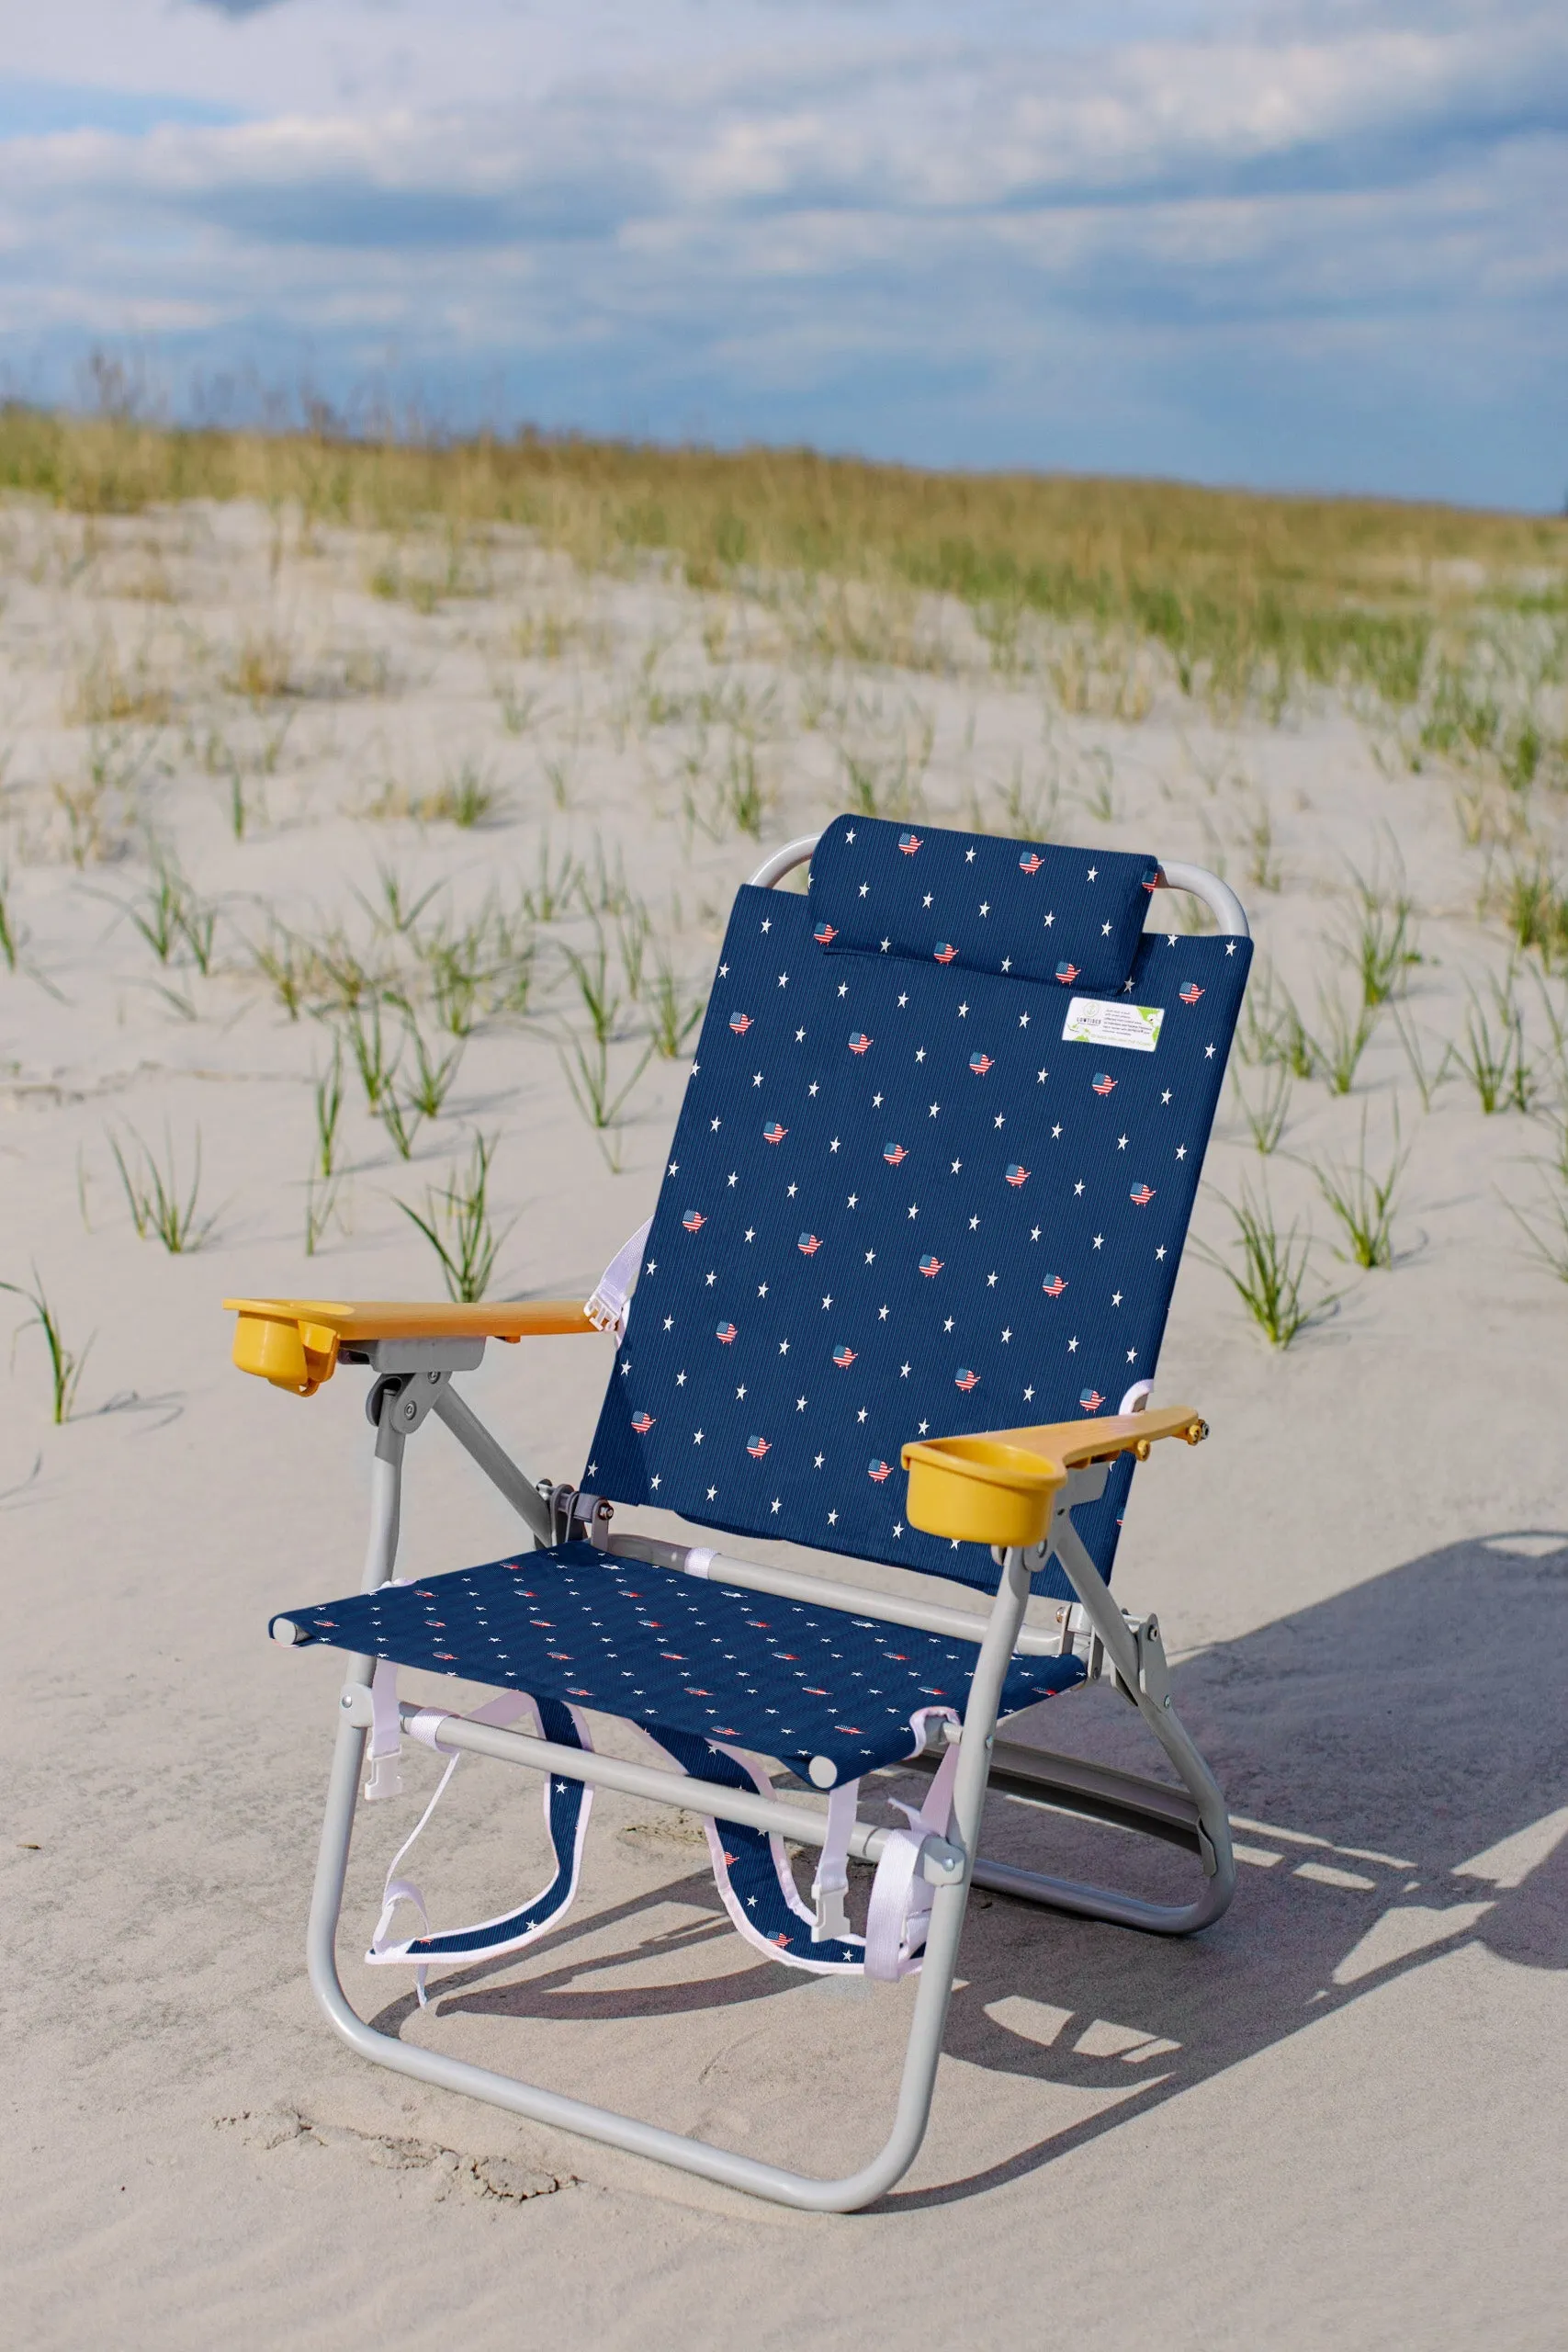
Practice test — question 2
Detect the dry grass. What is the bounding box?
[4,405,1562,709]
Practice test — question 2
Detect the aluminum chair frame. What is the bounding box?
[265,837,1247,2211]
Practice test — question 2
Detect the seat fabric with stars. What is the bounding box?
[587,815,1251,1600]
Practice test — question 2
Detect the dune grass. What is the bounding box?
[4,404,1563,713]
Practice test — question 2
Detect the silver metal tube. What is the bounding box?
[396,1705,962,1882]
[430,1382,552,1544]
[604,1531,1066,1655]
[359,1437,404,1591]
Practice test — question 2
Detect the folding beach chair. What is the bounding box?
[229,815,1252,2211]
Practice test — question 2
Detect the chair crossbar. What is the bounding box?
[366,1693,964,1883]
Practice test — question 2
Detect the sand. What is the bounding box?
[2,497,1565,2348]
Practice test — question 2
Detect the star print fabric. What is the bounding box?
[807,812,1161,991]
[271,1543,1088,1781]
[586,837,1252,1596]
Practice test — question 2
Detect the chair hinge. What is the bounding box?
[545,1484,615,1548]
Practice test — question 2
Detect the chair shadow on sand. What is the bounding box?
[365,1529,1568,2206]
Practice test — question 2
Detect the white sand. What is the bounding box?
[2,500,1565,2347]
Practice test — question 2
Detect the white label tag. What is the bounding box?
[1062,996,1165,1052]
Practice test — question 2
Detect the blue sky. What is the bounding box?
[1,2,1563,509]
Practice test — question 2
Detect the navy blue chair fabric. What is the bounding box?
[586,836,1251,1597]
[273,1543,1087,1781]
[807,813,1162,991]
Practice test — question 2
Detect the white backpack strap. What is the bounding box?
[810,1780,860,1943]
[864,1712,964,1982]
[584,1216,653,1339]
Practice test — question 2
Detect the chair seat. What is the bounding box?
[272,1540,1087,1781]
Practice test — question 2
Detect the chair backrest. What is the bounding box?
[584,816,1252,1593]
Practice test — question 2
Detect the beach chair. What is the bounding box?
[229,815,1252,2211]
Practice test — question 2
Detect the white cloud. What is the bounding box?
[0,3,1563,502]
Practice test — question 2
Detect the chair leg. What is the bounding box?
[304,1671,971,2211]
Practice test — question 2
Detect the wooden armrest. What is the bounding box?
[901,1406,1208,1549]
[223,1295,601,1396]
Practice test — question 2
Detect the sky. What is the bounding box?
[0,2,1563,509]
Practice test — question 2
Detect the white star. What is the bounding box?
[922,893,933,909]
[1093,1234,1103,1249]
[1000,1327,1011,1342]
[1167,933,1178,946]
[919,1419,929,1435]
[705,1271,716,1285]
[1001,956,1012,972]
[1074,1181,1085,1196]
[987,1271,998,1286]
[958,1001,969,1017]
[828,1509,838,1525]
[907,1204,918,1219]
[694,1428,704,1443]
[1019,1012,1029,1027]
[1161,1090,1172,1104]
[663,1316,673,1330]
[892,1521,903,1538]
[1205,1044,1215,1058]
[796,1396,807,1409]
[1111,1290,1122,1306]
[787,1181,797,1198]
[915,1047,926,1063]
[1127,1348,1138,1363]
[880,938,890,952]
[737,1384,747,1398]
[710,1116,721,1131]
[994,1113,1005,1128]
[676,1370,686,1385]
[650,1475,661,1489]
[807,1081,818,1098]
[1051,1124,1062,1138]
[718,964,728,978]
[822,1295,832,1308]
[668,1160,679,1175]
[1177,1145,1187,1159]
[814,1453,824,1468]
[1023,1385,1034,1401]
[969,1215,980,1230]
[1101,920,1112,935]
[761,919,771,933]
[1156,1244,1167,1261]
[878,1304,889,1318]
[873,1091,883,1106]
[857,1408,867,1424]
[978,901,989,916]
[942,1317,954,1333]
[779,1338,790,1353]
[845,828,855,842]
[771,1498,781,1512]
[752,1070,762,1086]
[778,972,788,988]
[757,1283,768,1297]
[847,1192,858,1207]
[1087,865,1098,881]
[829,1136,840,1152]
[1226,941,1236,955]
[900,1363,910,1376]
[898,991,908,1007]
[795,1027,806,1042]
[1068,1338,1078,1352]
[931,1102,940,1116]
[744,1227,755,1242]
[1044,911,1055,928]
[866,1248,876,1262]
[837,982,848,998]
[858,883,869,898]
[1031,1225,1041,1240]
[952,1159,962,1173]
[707,1486,717,1500]
[1118,1134,1128,1149]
